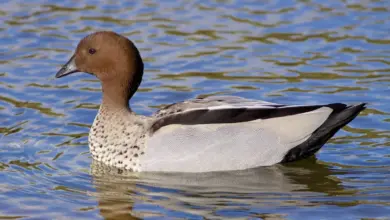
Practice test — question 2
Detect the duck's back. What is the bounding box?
[142,96,365,172]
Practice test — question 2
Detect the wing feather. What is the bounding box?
[144,106,334,172]
[150,103,346,133]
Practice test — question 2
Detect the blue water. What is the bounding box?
[1,0,389,219]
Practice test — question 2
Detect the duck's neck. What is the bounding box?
[101,80,131,110]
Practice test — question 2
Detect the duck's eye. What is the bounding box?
[88,48,96,55]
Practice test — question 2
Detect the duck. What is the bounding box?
[55,31,366,173]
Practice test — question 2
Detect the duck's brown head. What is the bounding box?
[56,31,144,107]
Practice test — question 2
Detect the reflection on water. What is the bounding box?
[91,158,390,219]
[1,0,390,219]
[91,158,347,219]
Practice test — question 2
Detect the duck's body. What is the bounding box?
[56,31,366,173]
[88,95,365,172]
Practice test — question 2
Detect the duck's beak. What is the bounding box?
[56,55,79,78]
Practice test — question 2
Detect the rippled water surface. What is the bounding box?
[1,0,390,219]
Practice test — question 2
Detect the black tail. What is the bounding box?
[281,103,366,163]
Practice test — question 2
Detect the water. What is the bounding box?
[1,0,389,219]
